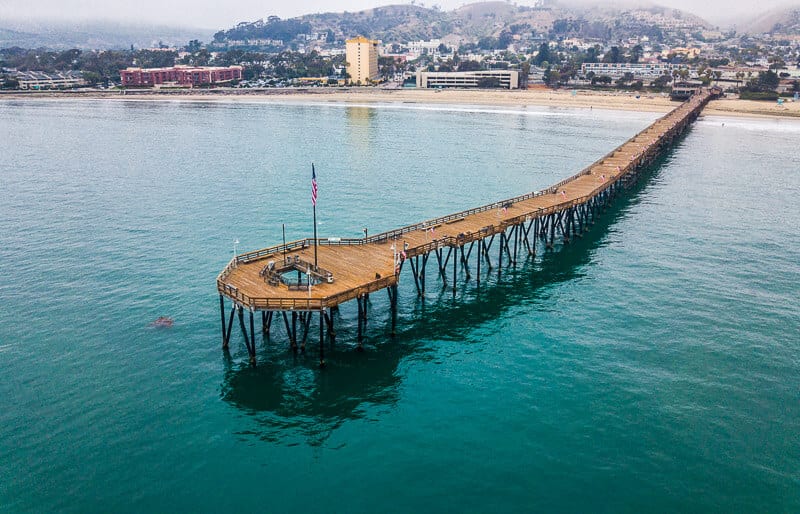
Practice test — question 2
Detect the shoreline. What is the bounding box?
[2,87,799,119]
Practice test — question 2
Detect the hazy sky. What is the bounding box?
[0,0,792,29]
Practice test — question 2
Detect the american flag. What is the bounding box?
[311,164,318,207]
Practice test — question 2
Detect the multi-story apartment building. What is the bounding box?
[119,65,243,87]
[345,36,380,85]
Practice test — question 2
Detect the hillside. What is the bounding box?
[735,6,800,34]
[213,1,711,47]
[449,2,558,39]
[297,4,449,42]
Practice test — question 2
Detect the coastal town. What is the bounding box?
[1,1,799,106]
[3,0,800,511]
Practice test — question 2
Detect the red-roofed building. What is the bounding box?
[120,65,243,87]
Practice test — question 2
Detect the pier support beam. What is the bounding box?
[262,311,273,337]
[409,256,422,296]
[521,218,533,256]
[512,224,519,264]
[299,312,312,353]
[292,311,298,353]
[452,245,457,295]
[460,242,473,279]
[482,234,495,269]
[219,295,226,349]
[555,211,565,242]
[503,228,511,264]
[237,306,248,345]
[476,240,481,283]
[435,247,455,286]
[356,295,365,351]
[421,253,428,293]
[319,310,326,368]
[323,310,336,339]
[248,309,256,366]
[390,284,398,335]
[498,232,504,269]
[281,311,297,352]
[223,304,236,350]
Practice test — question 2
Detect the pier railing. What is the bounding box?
[217,271,398,310]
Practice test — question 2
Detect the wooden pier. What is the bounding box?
[217,88,719,366]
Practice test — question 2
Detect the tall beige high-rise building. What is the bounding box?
[345,36,380,85]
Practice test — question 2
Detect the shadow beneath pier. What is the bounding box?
[219,139,688,446]
[221,342,410,446]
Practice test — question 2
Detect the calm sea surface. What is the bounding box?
[0,98,798,513]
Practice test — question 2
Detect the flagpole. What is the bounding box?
[312,163,318,270]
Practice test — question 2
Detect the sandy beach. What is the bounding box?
[3,87,799,118]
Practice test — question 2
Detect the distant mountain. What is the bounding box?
[0,28,38,47]
[561,1,710,28]
[449,2,559,39]
[296,4,450,42]
[216,1,711,47]
[733,6,800,34]
[0,20,214,50]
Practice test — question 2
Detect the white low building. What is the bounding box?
[416,70,520,89]
[14,70,86,90]
[407,39,447,59]
[581,62,691,79]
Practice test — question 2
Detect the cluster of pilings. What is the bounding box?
[220,284,399,367]
[400,167,640,296]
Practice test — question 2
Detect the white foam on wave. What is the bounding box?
[700,114,800,134]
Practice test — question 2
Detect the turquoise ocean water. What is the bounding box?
[0,98,798,512]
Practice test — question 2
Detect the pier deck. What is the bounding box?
[217,89,718,364]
